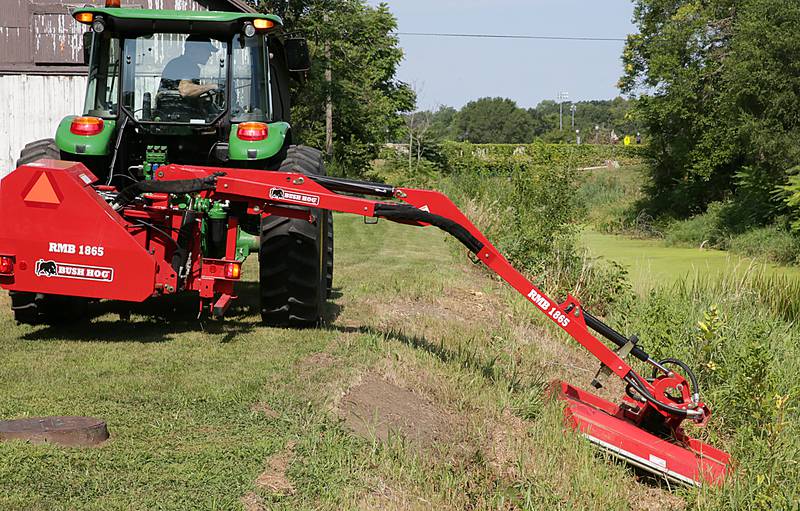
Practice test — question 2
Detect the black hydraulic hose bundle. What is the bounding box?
[373,203,485,255]
[582,310,650,363]
[171,210,199,277]
[302,175,485,253]
[310,175,396,198]
[111,172,225,211]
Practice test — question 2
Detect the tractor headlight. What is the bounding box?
[243,22,256,38]
[92,16,105,33]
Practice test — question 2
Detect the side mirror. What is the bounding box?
[284,37,310,73]
[83,31,93,64]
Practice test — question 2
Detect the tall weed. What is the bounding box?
[615,273,800,509]
[576,166,648,235]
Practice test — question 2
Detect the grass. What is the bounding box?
[0,214,681,511]
[581,229,800,293]
[3,211,796,509]
[578,168,800,509]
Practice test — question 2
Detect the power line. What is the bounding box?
[396,32,626,42]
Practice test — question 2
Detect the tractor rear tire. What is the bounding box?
[259,146,333,327]
[9,139,88,326]
[16,138,60,167]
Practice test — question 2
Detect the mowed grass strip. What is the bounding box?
[1,215,685,510]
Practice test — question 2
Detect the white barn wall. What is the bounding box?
[0,74,86,176]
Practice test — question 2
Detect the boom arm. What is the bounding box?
[158,165,709,427]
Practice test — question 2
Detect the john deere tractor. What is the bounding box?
[12,6,333,326]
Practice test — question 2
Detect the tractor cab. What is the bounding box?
[59,7,310,183]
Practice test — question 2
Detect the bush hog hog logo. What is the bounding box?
[34,259,114,283]
[269,187,320,206]
[35,260,58,277]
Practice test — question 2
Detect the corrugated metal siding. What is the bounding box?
[0,0,247,73]
[0,74,86,176]
[33,12,86,64]
[0,26,31,64]
[2,0,31,28]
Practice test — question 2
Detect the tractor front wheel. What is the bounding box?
[9,139,88,326]
[259,146,333,327]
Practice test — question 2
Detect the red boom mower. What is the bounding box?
[0,159,730,486]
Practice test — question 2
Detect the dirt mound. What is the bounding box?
[240,492,265,511]
[339,373,457,448]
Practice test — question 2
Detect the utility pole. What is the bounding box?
[570,104,577,129]
[558,91,569,131]
[324,15,333,157]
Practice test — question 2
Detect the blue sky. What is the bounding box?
[366,1,637,110]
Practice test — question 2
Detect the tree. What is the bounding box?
[622,0,800,223]
[452,97,536,144]
[405,97,638,145]
[529,97,638,143]
[261,0,415,176]
[427,105,457,141]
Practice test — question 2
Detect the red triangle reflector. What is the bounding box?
[24,173,60,205]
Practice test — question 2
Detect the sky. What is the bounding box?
[366,0,637,111]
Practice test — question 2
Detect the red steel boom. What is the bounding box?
[0,160,730,486]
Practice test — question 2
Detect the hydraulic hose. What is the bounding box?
[582,310,650,363]
[625,371,703,419]
[374,203,485,254]
[652,357,700,403]
[112,172,224,211]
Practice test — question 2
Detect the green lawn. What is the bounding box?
[581,230,800,291]
[0,216,731,510]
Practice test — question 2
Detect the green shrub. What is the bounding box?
[664,202,732,248]
[438,160,632,313]
[729,226,800,265]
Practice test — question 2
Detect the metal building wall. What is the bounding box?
[0,74,86,175]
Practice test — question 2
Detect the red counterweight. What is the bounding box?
[0,161,157,302]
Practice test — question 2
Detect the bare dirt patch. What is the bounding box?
[240,492,265,511]
[375,286,505,330]
[254,441,296,495]
[485,408,530,480]
[630,486,687,511]
[250,402,279,419]
[357,481,433,511]
[338,372,458,448]
[298,351,338,370]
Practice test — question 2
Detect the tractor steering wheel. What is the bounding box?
[199,87,225,113]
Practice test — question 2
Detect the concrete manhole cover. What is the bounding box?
[0,416,109,446]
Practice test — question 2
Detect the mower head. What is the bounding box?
[557,381,729,486]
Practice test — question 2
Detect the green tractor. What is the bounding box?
[14,5,333,327]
